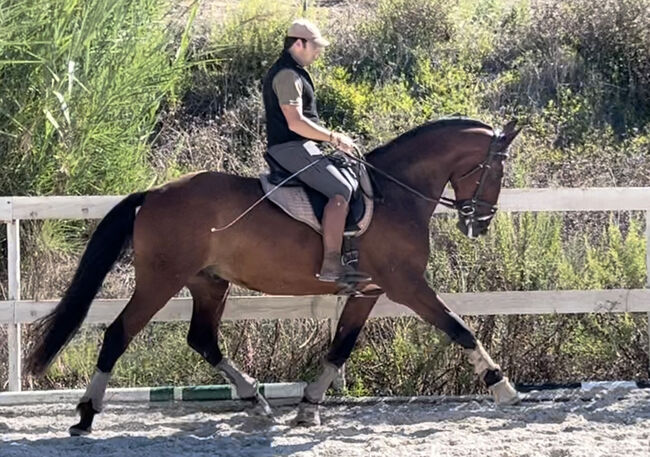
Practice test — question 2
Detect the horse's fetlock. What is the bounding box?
[483,368,504,387]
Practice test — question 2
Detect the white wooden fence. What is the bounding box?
[2,188,650,392]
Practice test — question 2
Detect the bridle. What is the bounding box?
[452,130,509,230]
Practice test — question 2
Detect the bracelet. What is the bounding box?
[329,131,334,143]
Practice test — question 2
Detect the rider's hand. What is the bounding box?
[329,132,355,153]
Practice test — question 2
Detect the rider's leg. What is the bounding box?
[317,194,348,281]
[267,141,370,283]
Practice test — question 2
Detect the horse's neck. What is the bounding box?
[368,142,452,222]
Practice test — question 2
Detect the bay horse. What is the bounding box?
[26,117,521,435]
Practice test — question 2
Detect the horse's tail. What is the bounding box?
[26,191,147,376]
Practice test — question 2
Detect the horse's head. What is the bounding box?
[450,120,521,239]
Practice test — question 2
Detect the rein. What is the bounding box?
[210,129,508,233]
[345,129,508,212]
[344,147,457,209]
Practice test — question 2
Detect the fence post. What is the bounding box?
[646,211,650,375]
[330,296,346,392]
[7,219,21,391]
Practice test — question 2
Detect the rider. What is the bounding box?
[262,18,370,284]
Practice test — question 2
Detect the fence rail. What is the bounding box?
[2,188,650,392]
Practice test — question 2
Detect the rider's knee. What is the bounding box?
[330,193,350,206]
[339,182,353,202]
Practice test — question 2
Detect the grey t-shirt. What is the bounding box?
[272,69,303,106]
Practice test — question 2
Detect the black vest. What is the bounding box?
[263,51,320,147]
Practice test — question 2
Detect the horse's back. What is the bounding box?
[133,170,264,257]
[132,168,329,293]
[151,170,262,201]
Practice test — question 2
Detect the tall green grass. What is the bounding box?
[0,0,194,196]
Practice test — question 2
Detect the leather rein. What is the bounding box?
[346,130,509,220]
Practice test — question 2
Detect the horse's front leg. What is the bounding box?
[386,277,519,405]
[294,293,380,426]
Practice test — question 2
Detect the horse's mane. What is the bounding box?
[366,117,493,159]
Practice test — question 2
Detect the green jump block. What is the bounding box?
[181,385,233,401]
[149,386,174,402]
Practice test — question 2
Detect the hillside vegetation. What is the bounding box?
[0,0,648,393]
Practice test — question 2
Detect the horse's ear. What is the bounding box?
[501,119,522,146]
[503,119,517,133]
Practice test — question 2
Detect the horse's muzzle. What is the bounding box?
[456,212,493,239]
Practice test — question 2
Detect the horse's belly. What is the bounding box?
[208,226,337,296]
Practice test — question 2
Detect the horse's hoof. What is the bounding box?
[69,424,92,436]
[292,401,321,427]
[489,377,521,405]
[244,392,273,417]
[69,399,98,436]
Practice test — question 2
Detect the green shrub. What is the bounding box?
[317,66,422,145]
[428,213,646,293]
[489,0,650,133]
[327,0,454,82]
[184,0,302,114]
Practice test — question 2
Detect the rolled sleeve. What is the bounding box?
[272,69,303,106]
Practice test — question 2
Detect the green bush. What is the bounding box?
[183,0,301,115]
[427,212,646,294]
[317,66,422,145]
[489,0,650,133]
[327,0,454,82]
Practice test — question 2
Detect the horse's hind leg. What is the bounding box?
[69,272,187,436]
[294,293,380,426]
[385,277,519,405]
[185,271,272,417]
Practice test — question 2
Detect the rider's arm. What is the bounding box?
[280,104,333,143]
[273,70,345,148]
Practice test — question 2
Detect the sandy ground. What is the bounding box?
[1,389,649,457]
